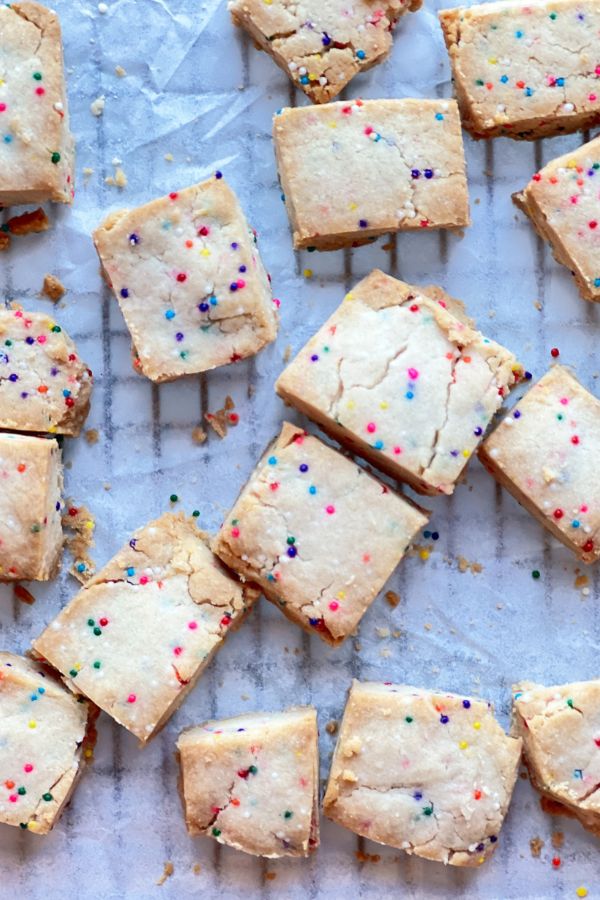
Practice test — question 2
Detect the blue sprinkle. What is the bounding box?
[374,440,383,450]
[411,169,420,179]
[555,77,565,86]
[165,309,175,320]
[210,296,218,306]
[356,49,366,59]
[30,695,38,702]
[199,302,209,312]
[62,389,71,397]
[435,113,444,120]
[77,563,86,573]
[38,687,45,694]
[595,278,600,288]
[440,715,449,724]
[525,87,534,97]
[500,75,509,84]
[300,76,309,85]
[3,135,12,143]
[308,485,317,495]
[414,791,422,801]
[515,29,523,37]
[127,567,135,577]
[406,391,414,400]
[572,520,580,528]
[268,456,277,465]
[474,426,483,436]
[215,170,223,179]
[462,699,471,708]
[431,532,439,541]
[424,169,434,179]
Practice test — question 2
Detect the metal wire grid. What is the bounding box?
[1,0,600,897]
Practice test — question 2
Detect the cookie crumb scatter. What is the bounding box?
[529,836,544,858]
[6,207,50,237]
[41,274,66,302]
[355,851,381,863]
[156,861,174,886]
[191,426,207,445]
[105,163,128,189]
[456,555,483,575]
[13,585,36,605]
[376,627,390,639]
[326,720,338,735]
[205,396,239,438]
[552,831,565,849]
[164,153,173,162]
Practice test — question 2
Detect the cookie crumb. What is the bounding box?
[84,428,100,446]
[456,555,483,574]
[205,396,239,438]
[90,96,105,117]
[192,864,201,875]
[283,344,292,363]
[41,274,66,302]
[164,153,174,162]
[265,872,277,882]
[7,207,50,235]
[192,426,207,445]
[355,850,381,863]
[13,584,36,605]
[156,861,174,886]
[385,590,400,608]
[376,626,390,639]
[0,232,10,251]
[115,65,127,77]
[325,720,338,735]
[551,831,564,849]
[530,837,544,858]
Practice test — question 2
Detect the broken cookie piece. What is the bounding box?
[276,269,523,495]
[212,422,427,645]
[93,176,278,382]
[478,366,600,563]
[513,680,600,836]
[177,707,319,857]
[0,433,63,582]
[0,2,75,205]
[514,134,600,302]
[32,513,259,743]
[0,309,92,436]
[273,99,469,250]
[0,652,91,834]
[323,680,522,866]
[229,0,421,104]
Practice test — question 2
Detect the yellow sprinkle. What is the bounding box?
[303,269,313,279]
[344,292,355,302]
[200,248,211,257]
[48,426,57,434]
[84,748,94,759]
[308,72,318,81]
[473,721,481,730]
[27,822,41,833]
[462,449,470,458]
[262,0,272,4]
[337,591,346,600]
[84,520,95,531]
[379,401,388,410]
[327,121,337,129]
[349,202,357,211]
[488,56,497,64]
[478,857,485,865]
[567,159,578,168]
[576,890,588,899]
[346,400,355,410]
[75,662,82,671]
[419,549,430,561]
[28,720,36,729]
[459,741,468,750]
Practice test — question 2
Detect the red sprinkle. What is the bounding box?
[550,347,560,358]
[553,509,564,520]
[127,694,136,703]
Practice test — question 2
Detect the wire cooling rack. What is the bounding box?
[1,0,599,897]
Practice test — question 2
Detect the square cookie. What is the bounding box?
[93,176,279,382]
[229,0,421,104]
[440,0,600,140]
[276,270,523,495]
[177,707,319,857]
[0,2,75,205]
[513,679,600,837]
[33,513,259,743]
[0,309,92,436]
[478,366,600,563]
[273,99,469,250]
[212,422,428,645]
[0,433,63,582]
[514,134,600,302]
[0,652,91,834]
[323,680,522,866]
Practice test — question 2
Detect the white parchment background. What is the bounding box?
[1,0,599,897]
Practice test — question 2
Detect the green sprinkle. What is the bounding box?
[87,618,95,627]
[212,827,221,836]
[557,413,564,421]
[33,72,42,80]
[50,151,61,164]
[93,661,101,670]
[475,79,484,86]
[30,524,41,533]
[422,806,433,816]
[51,325,61,333]
[232,519,239,526]
[567,698,574,708]
[286,536,295,545]
[192,510,200,517]
[17,787,26,796]
[19,823,28,830]
[4,339,12,345]
[42,793,53,802]
[248,765,258,775]
[549,10,557,17]
[283,810,293,819]
[405,716,413,723]
[69,669,78,678]
[532,570,540,579]
[170,494,178,503]
[93,626,102,636]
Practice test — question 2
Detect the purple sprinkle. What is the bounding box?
[50,367,58,377]
[230,282,238,291]
[322,32,331,46]
[299,463,308,473]
[287,546,297,558]
[175,332,184,342]
[440,714,449,724]
[359,219,368,228]
[424,168,434,179]
[129,233,139,244]
[215,170,223,179]
[231,242,238,249]
[20,392,28,399]
[310,354,319,362]
[129,538,138,549]
[462,699,471,709]
[199,302,209,312]
[414,791,422,801]
[55,502,60,511]
[474,426,483,436]
[237,727,245,732]
[411,169,420,178]
[514,410,521,418]
[8,373,18,382]
[120,288,129,298]
[25,336,35,345]
[476,843,485,852]
[450,449,459,457]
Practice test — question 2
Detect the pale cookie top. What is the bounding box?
[178,707,319,857]
[93,176,278,382]
[513,680,600,824]
[323,681,522,866]
[0,309,92,436]
[0,652,89,834]
[440,0,600,138]
[276,270,523,495]
[273,99,469,249]
[516,134,600,301]
[229,0,421,104]
[0,433,63,582]
[479,366,600,563]
[33,513,259,743]
[0,2,74,204]
[212,422,427,644]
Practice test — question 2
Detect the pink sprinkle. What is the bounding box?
[329,600,339,611]
[560,397,569,405]
[237,279,246,289]
[173,646,183,656]
[9,795,17,803]
[570,196,578,204]
[188,621,198,630]
[294,435,304,444]
[362,553,371,563]
[37,335,47,344]
[272,298,281,308]
[366,422,376,434]
[581,505,589,513]
[231,526,240,538]
[139,575,149,585]
[596,65,600,75]
[127,694,136,704]
[393,446,402,455]
[23,764,33,773]
[326,505,335,515]
[408,367,419,380]
[35,87,45,96]
[590,93,597,101]
[364,125,373,135]
[0,103,6,112]
[269,482,279,491]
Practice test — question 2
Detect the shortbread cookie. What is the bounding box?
[177,707,319,857]
[514,135,600,302]
[323,681,522,866]
[0,652,90,834]
[0,433,63,582]
[478,366,600,563]
[273,99,469,250]
[0,2,75,205]
[93,176,278,382]
[33,513,259,743]
[229,0,421,104]
[513,679,600,836]
[440,0,600,140]
[0,309,92,435]
[212,422,427,645]
[276,270,523,495]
